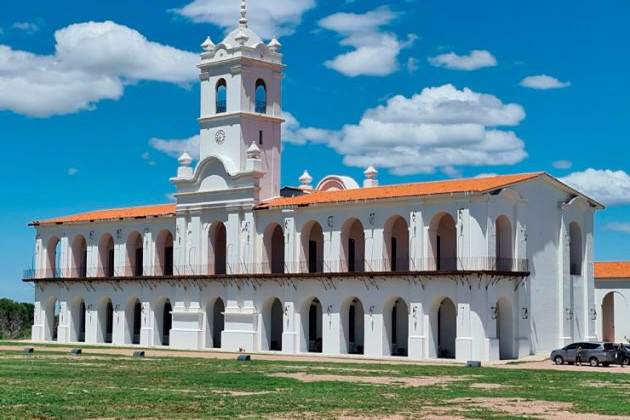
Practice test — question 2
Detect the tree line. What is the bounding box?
[0,298,33,339]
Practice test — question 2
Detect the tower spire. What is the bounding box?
[239,0,248,28]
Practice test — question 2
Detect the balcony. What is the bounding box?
[23,257,528,281]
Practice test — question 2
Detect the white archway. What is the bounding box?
[341,297,365,354]
[385,297,409,356]
[496,297,515,359]
[431,297,456,358]
[205,297,225,349]
[300,297,323,353]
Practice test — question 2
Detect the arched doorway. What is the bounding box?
[301,297,322,353]
[342,297,365,354]
[126,231,143,276]
[386,298,409,356]
[156,231,174,276]
[46,237,61,278]
[341,218,365,272]
[301,221,324,273]
[205,297,225,349]
[46,297,60,341]
[71,297,86,343]
[602,292,615,342]
[263,298,283,351]
[430,213,457,271]
[97,297,114,344]
[432,297,456,358]
[495,216,513,271]
[209,223,227,275]
[125,297,142,345]
[155,298,172,346]
[99,234,115,277]
[496,297,514,360]
[264,224,284,274]
[384,216,409,271]
[71,235,88,278]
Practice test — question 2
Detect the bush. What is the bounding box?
[0,298,34,339]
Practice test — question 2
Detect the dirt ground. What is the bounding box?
[1,343,628,374]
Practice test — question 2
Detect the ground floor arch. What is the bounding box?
[205,297,225,349]
[262,297,283,351]
[45,297,60,342]
[97,297,114,344]
[70,297,86,343]
[431,297,456,359]
[154,298,172,346]
[341,297,365,354]
[300,297,323,353]
[496,297,515,360]
[602,292,615,342]
[124,297,142,345]
[385,297,409,356]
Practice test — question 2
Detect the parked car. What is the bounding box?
[550,342,617,367]
[611,343,630,365]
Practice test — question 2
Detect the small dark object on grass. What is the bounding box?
[133,351,145,357]
[23,347,34,354]
[237,354,251,361]
[467,361,481,367]
[70,348,82,355]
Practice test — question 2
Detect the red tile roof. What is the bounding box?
[257,172,545,209]
[31,204,176,226]
[594,261,630,279]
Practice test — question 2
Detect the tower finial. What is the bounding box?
[239,0,248,28]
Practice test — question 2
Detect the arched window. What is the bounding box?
[99,234,115,277]
[341,218,365,272]
[569,222,582,275]
[209,222,227,275]
[46,237,61,278]
[430,213,456,271]
[216,79,227,113]
[384,216,409,271]
[264,223,284,274]
[301,221,323,273]
[156,230,174,276]
[126,232,143,277]
[255,79,266,113]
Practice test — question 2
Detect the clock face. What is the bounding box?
[215,129,226,145]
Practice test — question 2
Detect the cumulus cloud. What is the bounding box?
[173,0,315,39]
[428,50,497,71]
[520,74,570,90]
[552,160,572,169]
[149,135,200,160]
[289,84,527,175]
[607,223,630,234]
[0,21,198,117]
[560,168,630,205]
[319,7,417,77]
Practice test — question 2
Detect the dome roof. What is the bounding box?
[220,26,264,49]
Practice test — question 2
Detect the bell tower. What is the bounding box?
[197,0,284,201]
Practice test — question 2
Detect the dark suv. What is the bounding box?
[550,342,617,367]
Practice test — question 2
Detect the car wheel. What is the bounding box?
[624,357,630,366]
[589,357,599,367]
[554,356,564,365]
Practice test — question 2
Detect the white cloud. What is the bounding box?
[475,173,499,179]
[0,21,198,117]
[319,7,417,77]
[149,135,200,160]
[520,74,570,90]
[428,50,497,71]
[173,0,315,39]
[67,167,78,175]
[282,112,338,145]
[552,160,572,169]
[288,84,527,176]
[12,21,40,34]
[560,168,630,205]
[407,57,419,73]
[607,223,630,234]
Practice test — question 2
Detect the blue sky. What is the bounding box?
[2,0,630,302]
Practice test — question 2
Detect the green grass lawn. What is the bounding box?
[0,345,628,419]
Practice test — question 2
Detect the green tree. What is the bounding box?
[0,298,34,339]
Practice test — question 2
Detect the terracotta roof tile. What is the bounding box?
[31,204,176,226]
[594,261,630,279]
[257,172,546,209]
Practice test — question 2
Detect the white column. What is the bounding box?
[455,283,473,361]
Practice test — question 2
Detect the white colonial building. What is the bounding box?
[594,262,630,344]
[26,3,607,361]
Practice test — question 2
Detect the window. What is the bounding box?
[259,130,263,145]
[569,222,582,275]
[216,79,227,113]
[255,79,266,113]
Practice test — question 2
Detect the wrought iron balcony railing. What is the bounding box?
[23,257,528,280]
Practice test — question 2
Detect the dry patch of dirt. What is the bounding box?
[212,389,273,396]
[468,382,510,390]
[269,372,465,387]
[448,397,627,420]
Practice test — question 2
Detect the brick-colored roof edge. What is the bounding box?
[594,261,630,279]
[257,172,546,209]
[31,203,176,226]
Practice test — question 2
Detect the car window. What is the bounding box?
[603,343,615,350]
[566,344,577,350]
[582,343,599,350]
